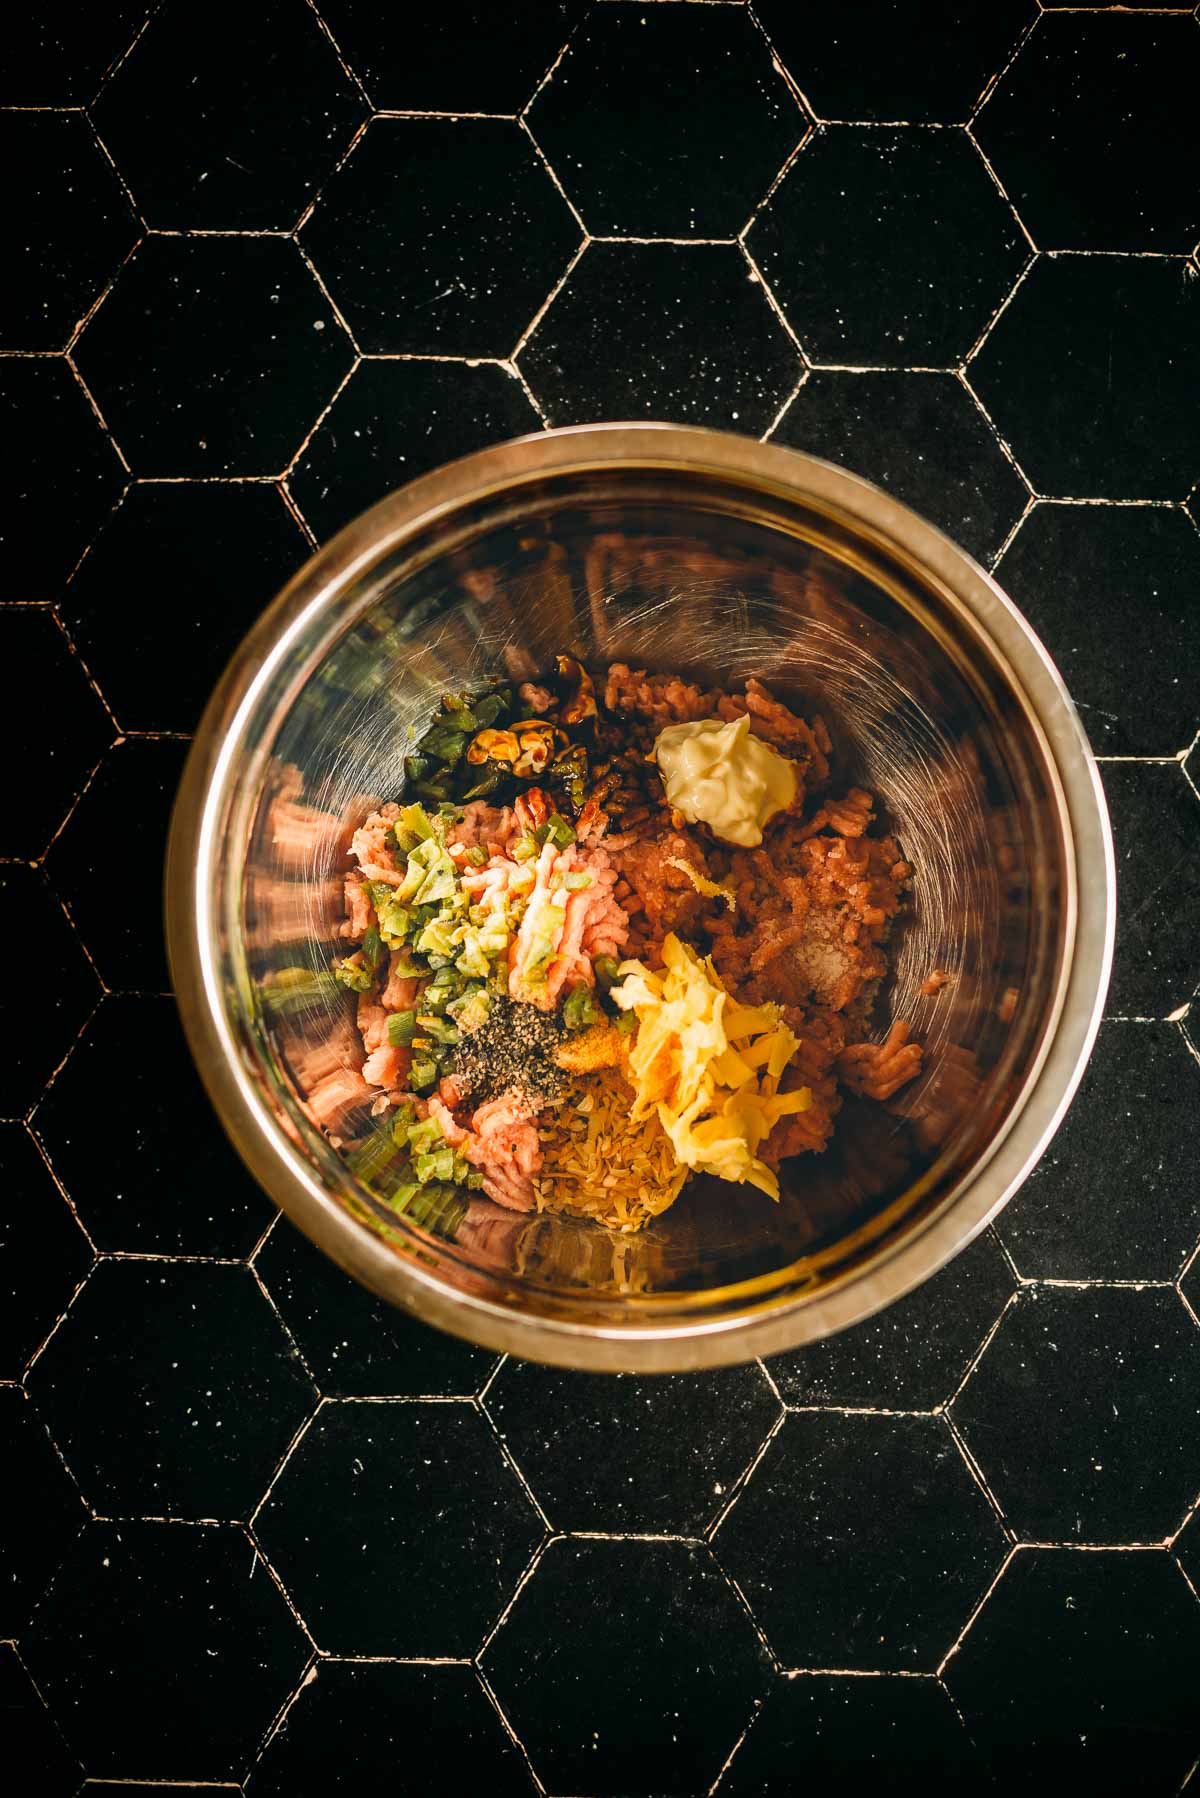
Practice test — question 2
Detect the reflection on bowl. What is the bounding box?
[167,425,1113,1370]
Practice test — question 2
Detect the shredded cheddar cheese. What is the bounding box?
[611,933,812,1198]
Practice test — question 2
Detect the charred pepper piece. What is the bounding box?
[549,741,589,816]
[556,654,599,726]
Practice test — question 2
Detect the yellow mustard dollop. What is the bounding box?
[652,713,797,847]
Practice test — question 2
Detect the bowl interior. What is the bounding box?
[196,452,1070,1351]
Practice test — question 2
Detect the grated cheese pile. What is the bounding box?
[533,1068,688,1232]
[611,932,812,1198]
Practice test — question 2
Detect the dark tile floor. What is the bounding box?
[3,4,1199,1792]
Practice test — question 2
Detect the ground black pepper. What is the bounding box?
[452,996,566,1108]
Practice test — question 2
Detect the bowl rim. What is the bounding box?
[166,421,1115,1371]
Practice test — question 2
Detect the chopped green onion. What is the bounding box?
[466,845,487,867]
[394,803,435,847]
[401,1183,469,1239]
[386,1010,417,1047]
[563,984,601,1032]
[417,1015,459,1046]
[332,957,375,993]
[615,1009,638,1035]
[347,1124,400,1186]
[259,969,342,1019]
[409,1055,439,1092]
[593,955,621,988]
[561,870,593,891]
[546,812,576,847]
[512,833,538,863]
[361,925,384,971]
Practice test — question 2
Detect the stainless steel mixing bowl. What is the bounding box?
[166,424,1113,1371]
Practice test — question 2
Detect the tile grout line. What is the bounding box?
[248,1399,325,1532]
[518,114,589,237]
[242,1518,322,1654]
[510,235,590,369]
[248,1261,322,1392]
[281,353,361,483]
[291,113,373,240]
[706,1406,787,1539]
[944,1409,1016,1538]
[475,1664,549,1795]
[475,1532,552,1662]
[956,364,1038,493]
[969,5,1042,123]
[738,238,808,358]
[476,1394,554,1534]
[243,1650,321,1781]
[65,352,132,474]
[505,357,552,429]
[944,1286,1022,1408]
[760,366,809,442]
[936,1542,1019,1677]
[303,0,373,110]
[22,1119,99,1258]
[705,1694,767,1796]
[46,604,122,735]
[86,0,167,110]
[293,236,361,355]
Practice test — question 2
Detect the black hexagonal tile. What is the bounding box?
[34,996,272,1257]
[996,1023,1200,1280]
[0,112,137,351]
[721,1673,987,1794]
[755,0,1033,125]
[519,241,802,429]
[952,1286,1200,1544]
[27,1260,315,1519]
[255,1219,495,1397]
[2,4,148,105]
[0,1386,86,1636]
[945,1547,1200,1791]
[968,256,1200,499]
[766,1230,1015,1411]
[300,117,580,357]
[772,370,1028,566]
[485,1361,780,1535]
[747,128,1026,368]
[995,504,1200,756]
[0,1644,79,1797]
[483,1538,770,1798]
[716,1413,1005,1670]
[247,1660,532,1797]
[42,736,189,993]
[62,482,307,732]
[254,1400,540,1655]
[527,3,805,238]
[0,1124,91,1379]
[289,357,540,543]
[0,609,111,859]
[73,236,353,476]
[22,1519,310,1781]
[0,357,125,598]
[1100,761,1200,1019]
[974,13,1200,253]
[0,866,101,1117]
[316,0,580,112]
[93,0,365,231]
